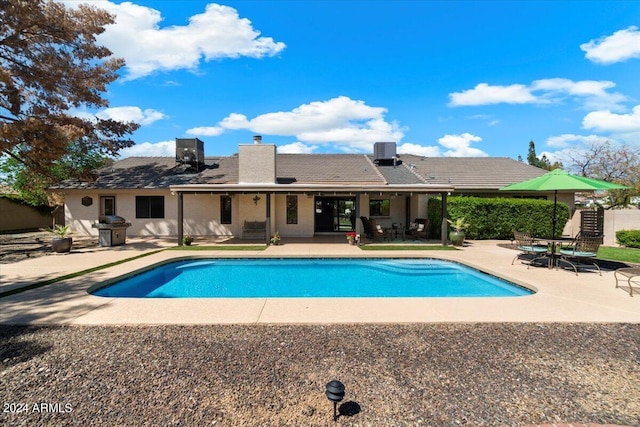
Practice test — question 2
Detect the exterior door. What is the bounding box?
[314,197,356,233]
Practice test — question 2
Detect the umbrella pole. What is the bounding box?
[552,190,557,238]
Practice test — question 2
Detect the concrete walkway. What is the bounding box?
[0,238,638,324]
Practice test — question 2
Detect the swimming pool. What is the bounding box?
[90,258,533,298]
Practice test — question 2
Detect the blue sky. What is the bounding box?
[63,1,640,162]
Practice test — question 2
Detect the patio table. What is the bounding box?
[536,236,575,269]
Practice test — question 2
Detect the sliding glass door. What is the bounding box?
[314,197,356,233]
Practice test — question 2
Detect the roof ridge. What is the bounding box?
[363,155,388,184]
[401,162,428,183]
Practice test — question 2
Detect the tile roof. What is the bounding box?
[277,154,384,184]
[399,155,547,189]
[50,157,186,190]
[50,153,547,191]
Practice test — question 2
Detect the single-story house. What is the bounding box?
[50,137,567,244]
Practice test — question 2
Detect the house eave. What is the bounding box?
[168,183,455,194]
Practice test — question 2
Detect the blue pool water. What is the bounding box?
[91,258,532,298]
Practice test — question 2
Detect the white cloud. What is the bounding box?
[397,143,441,157]
[186,126,224,136]
[277,142,318,154]
[531,78,627,111]
[96,106,167,125]
[118,140,175,158]
[582,105,640,133]
[218,96,405,152]
[219,113,250,130]
[546,134,610,148]
[449,83,536,106]
[68,1,286,80]
[437,133,488,157]
[580,26,640,64]
[449,79,626,111]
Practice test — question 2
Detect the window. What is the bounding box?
[100,196,115,216]
[286,195,298,224]
[369,199,390,216]
[135,196,164,218]
[220,195,232,224]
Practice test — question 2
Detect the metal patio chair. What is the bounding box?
[512,230,549,268]
[558,235,602,275]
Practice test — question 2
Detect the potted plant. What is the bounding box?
[270,231,281,245]
[447,217,469,246]
[182,235,193,246]
[346,231,357,245]
[47,224,73,253]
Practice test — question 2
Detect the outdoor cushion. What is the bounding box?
[518,245,547,253]
[559,250,597,257]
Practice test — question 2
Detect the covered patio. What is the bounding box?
[170,183,455,246]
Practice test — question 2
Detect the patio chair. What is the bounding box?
[368,218,392,242]
[406,218,429,240]
[360,216,373,239]
[511,230,549,268]
[558,235,602,275]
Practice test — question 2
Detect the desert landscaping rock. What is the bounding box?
[1,323,638,426]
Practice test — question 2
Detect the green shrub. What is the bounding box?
[616,229,640,249]
[427,196,570,240]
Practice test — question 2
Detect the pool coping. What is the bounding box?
[1,239,638,324]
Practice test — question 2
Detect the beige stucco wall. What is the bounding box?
[64,189,240,237]
[563,207,640,246]
[273,194,315,237]
[0,198,52,232]
[65,189,574,240]
[604,208,640,246]
[368,195,404,229]
[182,193,236,237]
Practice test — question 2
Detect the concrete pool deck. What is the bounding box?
[0,237,638,324]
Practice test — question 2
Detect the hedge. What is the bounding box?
[427,196,570,240]
[616,229,640,249]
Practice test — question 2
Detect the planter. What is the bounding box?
[52,237,73,253]
[449,231,465,246]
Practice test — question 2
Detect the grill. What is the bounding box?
[92,215,132,247]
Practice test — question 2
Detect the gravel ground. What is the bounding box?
[1,324,639,426]
[0,232,98,264]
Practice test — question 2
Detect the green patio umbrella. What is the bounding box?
[500,169,628,237]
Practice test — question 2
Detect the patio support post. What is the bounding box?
[265,193,271,245]
[177,191,184,246]
[355,193,361,235]
[441,191,448,245]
